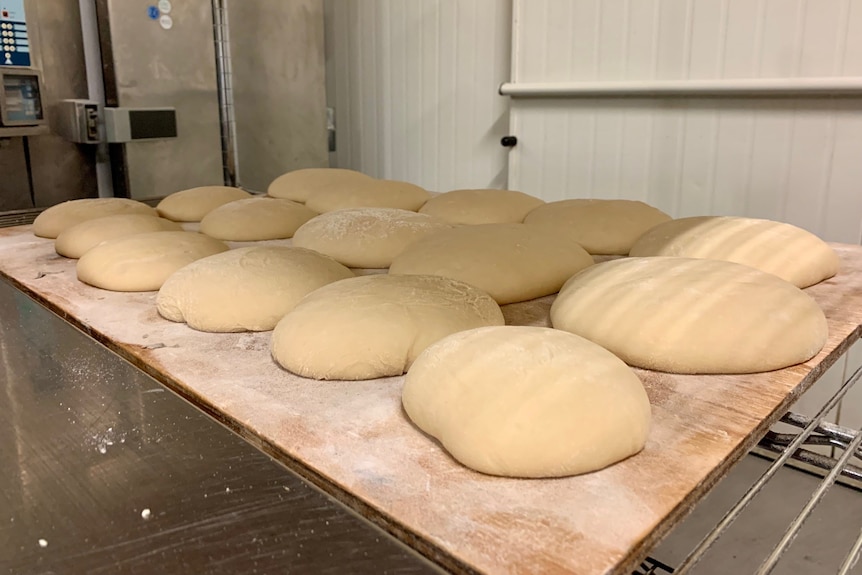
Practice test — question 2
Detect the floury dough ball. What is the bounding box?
[157,246,354,332]
[55,214,182,258]
[304,179,430,213]
[76,231,229,292]
[524,199,671,255]
[550,257,828,374]
[389,223,594,304]
[291,208,453,268]
[271,274,504,380]
[200,197,318,241]
[32,198,156,239]
[402,326,651,478]
[628,216,839,288]
[267,168,372,203]
[418,188,545,224]
[156,186,252,222]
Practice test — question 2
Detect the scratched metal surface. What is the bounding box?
[0,279,440,574]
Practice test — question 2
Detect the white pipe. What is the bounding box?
[78,0,114,198]
[499,77,862,98]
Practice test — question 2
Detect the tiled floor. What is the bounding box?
[651,455,862,574]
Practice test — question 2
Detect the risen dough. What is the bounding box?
[33,198,156,239]
[402,326,651,478]
[524,199,671,255]
[551,257,828,374]
[76,231,229,292]
[305,179,430,213]
[628,216,839,288]
[271,274,504,380]
[389,223,594,304]
[157,246,353,332]
[267,168,371,203]
[292,208,452,268]
[418,189,545,224]
[55,214,181,259]
[156,186,251,222]
[200,197,318,241]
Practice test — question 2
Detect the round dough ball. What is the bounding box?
[418,189,545,224]
[33,198,156,239]
[267,168,371,203]
[199,197,318,241]
[629,216,839,288]
[156,186,252,222]
[524,199,672,255]
[55,214,182,259]
[551,257,828,374]
[271,274,504,380]
[389,223,594,304]
[305,179,430,213]
[157,246,354,332]
[77,231,229,292]
[292,208,453,268]
[402,326,651,478]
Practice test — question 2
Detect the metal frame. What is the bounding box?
[0,66,47,126]
[644,355,862,575]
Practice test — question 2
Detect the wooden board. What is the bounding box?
[1,225,861,575]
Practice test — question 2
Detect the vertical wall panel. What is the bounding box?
[508,0,862,245]
[325,0,511,192]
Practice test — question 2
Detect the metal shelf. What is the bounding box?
[0,125,50,138]
[639,355,862,575]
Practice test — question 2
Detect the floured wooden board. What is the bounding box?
[1,225,860,575]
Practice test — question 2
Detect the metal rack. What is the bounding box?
[636,358,862,575]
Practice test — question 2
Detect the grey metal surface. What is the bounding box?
[101,0,224,200]
[0,277,441,574]
[24,0,98,207]
[0,138,32,211]
[226,0,329,193]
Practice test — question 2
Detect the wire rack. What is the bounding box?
[634,359,862,575]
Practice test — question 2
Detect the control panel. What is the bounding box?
[0,0,31,67]
[0,68,43,126]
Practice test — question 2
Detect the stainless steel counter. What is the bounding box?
[0,277,439,574]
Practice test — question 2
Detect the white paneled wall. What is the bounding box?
[508,0,862,244]
[324,0,512,191]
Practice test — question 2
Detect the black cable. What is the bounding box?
[22,135,35,207]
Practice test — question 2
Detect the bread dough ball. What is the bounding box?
[55,214,182,259]
[551,257,828,374]
[156,186,251,222]
[157,246,353,332]
[389,223,594,304]
[32,198,156,239]
[199,197,318,241]
[629,216,839,288]
[267,168,371,203]
[418,189,545,224]
[77,231,229,292]
[305,179,430,213]
[292,208,452,268]
[271,274,504,380]
[402,326,651,478]
[524,199,672,255]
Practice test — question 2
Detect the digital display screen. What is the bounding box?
[129,109,177,139]
[2,73,42,123]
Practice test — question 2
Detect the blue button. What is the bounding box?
[147,5,159,19]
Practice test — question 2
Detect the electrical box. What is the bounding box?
[104,107,177,143]
[55,99,101,144]
[0,68,44,126]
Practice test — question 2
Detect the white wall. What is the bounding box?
[324,0,512,192]
[508,0,862,245]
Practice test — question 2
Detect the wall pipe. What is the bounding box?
[499,77,862,98]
